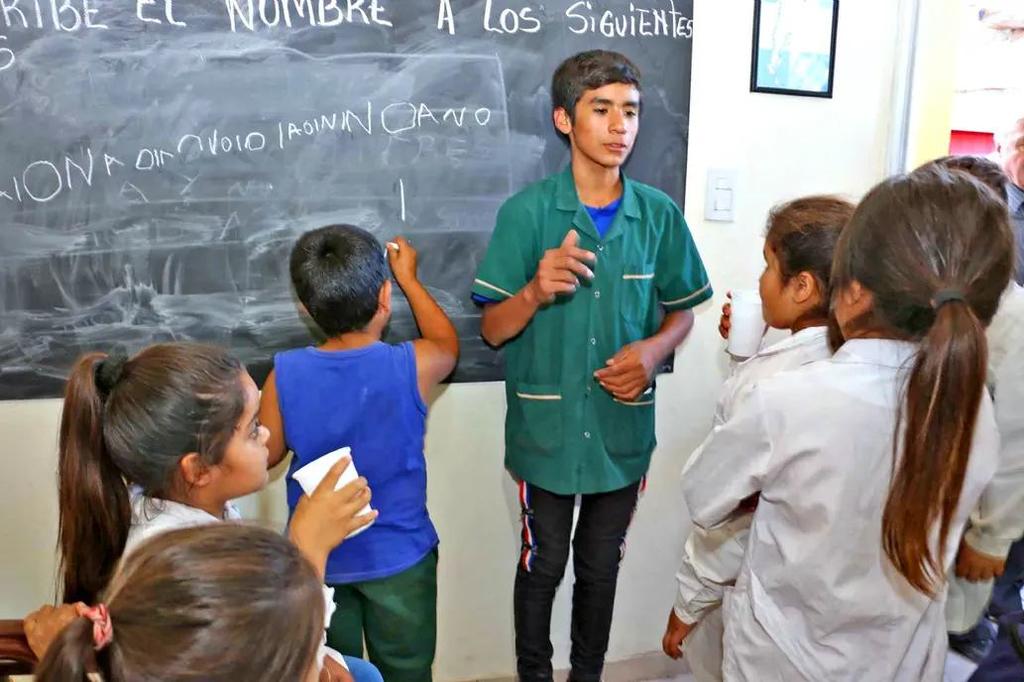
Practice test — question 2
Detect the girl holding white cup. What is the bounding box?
[664,195,855,679]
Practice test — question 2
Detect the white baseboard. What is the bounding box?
[471,650,691,682]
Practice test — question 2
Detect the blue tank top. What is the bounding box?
[274,342,438,584]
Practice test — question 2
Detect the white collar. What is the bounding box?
[833,338,919,369]
[748,325,829,360]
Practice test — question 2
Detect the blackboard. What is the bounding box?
[0,0,694,400]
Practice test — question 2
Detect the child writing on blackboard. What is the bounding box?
[259,225,458,682]
[471,50,713,681]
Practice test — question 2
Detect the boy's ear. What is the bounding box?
[378,279,392,315]
[553,107,573,136]
[179,453,213,489]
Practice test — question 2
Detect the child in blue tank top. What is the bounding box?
[259,225,458,682]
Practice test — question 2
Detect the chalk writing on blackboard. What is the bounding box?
[0,1,695,399]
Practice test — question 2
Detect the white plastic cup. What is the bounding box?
[726,290,765,359]
[291,446,375,539]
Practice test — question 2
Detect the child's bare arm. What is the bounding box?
[387,237,459,399]
[258,370,289,469]
[479,288,542,347]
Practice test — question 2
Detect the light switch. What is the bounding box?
[714,187,733,211]
[705,169,737,222]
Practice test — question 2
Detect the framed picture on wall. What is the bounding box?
[750,0,839,98]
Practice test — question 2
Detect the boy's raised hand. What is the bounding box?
[387,236,418,286]
[288,456,377,579]
[526,229,596,305]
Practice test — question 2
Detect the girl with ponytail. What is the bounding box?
[58,342,376,600]
[58,343,253,603]
[53,342,380,681]
[674,168,1015,680]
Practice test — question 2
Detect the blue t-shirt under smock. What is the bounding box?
[274,341,438,584]
[587,196,623,238]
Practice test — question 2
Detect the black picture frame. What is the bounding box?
[750,0,839,98]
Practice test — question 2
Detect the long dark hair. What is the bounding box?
[37,524,324,682]
[832,168,1013,595]
[58,343,244,604]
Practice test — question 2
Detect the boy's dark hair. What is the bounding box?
[919,155,1008,199]
[551,50,642,120]
[764,195,855,320]
[290,224,388,337]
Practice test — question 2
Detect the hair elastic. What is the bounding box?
[932,289,966,309]
[75,603,113,651]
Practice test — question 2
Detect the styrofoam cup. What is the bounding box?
[291,446,375,539]
[726,290,765,359]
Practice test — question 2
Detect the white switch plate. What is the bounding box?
[705,168,737,222]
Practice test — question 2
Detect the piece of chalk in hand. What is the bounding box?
[386,242,400,251]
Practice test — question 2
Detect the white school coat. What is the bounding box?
[675,327,831,682]
[947,283,1024,631]
[683,339,1001,682]
[676,327,832,621]
[125,491,242,553]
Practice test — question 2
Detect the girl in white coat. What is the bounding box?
[667,169,1014,681]
[662,195,854,680]
[913,156,1024,642]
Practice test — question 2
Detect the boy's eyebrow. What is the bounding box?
[589,97,640,108]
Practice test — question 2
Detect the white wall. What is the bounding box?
[0,2,902,680]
